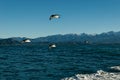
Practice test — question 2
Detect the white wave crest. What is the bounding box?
[61,66,120,80]
[110,66,120,71]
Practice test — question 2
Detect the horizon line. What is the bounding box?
[0,30,119,39]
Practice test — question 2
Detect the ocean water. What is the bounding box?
[0,43,120,80]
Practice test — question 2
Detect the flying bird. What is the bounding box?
[49,14,60,20]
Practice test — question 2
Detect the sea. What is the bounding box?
[0,43,120,80]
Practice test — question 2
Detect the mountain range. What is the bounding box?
[1,31,120,44]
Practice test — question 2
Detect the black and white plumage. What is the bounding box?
[49,14,60,20]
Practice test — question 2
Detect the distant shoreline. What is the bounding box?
[1,31,120,44]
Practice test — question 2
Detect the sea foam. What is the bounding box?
[61,66,120,80]
[110,66,120,71]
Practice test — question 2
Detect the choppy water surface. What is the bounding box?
[0,43,120,80]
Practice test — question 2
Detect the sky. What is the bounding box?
[0,0,120,38]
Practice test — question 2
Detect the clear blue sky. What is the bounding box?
[0,0,120,38]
